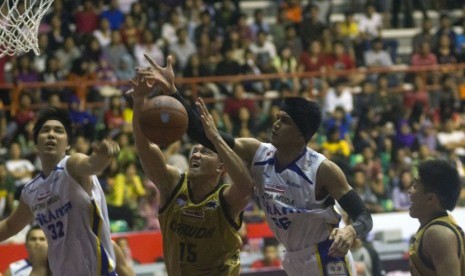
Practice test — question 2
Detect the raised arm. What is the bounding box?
[140,54,261,165]
[0,199,33,242]
[129,73,181,207]
[196,98,254,219]
[317,160,373,257]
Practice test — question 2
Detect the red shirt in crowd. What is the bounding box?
[251,259,282,269]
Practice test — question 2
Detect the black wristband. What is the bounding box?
[170,91,235,151]
[338,189,373,238]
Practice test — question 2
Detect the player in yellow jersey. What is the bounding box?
[408,159,465,276]
[130,70,255,275]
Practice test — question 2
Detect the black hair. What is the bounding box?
[26,225,43,242]
[418,159,461,211]
[33,107,73,145]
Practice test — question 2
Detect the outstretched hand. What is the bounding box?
[138,54,176,95]
[328,226,356,257]
[93,139,120,158]
[196,97,220,142]
[129,72,154,100]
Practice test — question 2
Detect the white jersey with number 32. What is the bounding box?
[21,156,116,276]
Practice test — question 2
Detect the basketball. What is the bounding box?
[139,95,188,146]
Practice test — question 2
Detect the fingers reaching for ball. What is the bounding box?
[196,98,220,142]
[93,139,120,158]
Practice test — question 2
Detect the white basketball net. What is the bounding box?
[0,0,54,57]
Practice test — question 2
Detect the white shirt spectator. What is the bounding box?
[358,13,383,38]
[364,49,393,67]
[170,40,196,70]
[117,0,137,14]
[323,86,353,114]
[134,43,164,68]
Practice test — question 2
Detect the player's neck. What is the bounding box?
[40,153,65,176]
[419,210,448,228]
[188,176,218,203]
[275,144,306,168]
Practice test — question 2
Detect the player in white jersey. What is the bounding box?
[0,107,120,276]
[4,226,48,276]
[141,55,373,276]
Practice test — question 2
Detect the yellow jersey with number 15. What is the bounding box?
[158,173,242,276]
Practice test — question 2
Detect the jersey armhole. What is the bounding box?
[159,173,185,214]
[419,221,463,270]
[219,185,242,231]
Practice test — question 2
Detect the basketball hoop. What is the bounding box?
[0,0,54,57]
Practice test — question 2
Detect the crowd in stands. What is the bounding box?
[1,0,465,248]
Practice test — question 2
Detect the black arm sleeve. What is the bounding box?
[171,91,235,152]
[338,190,373,238]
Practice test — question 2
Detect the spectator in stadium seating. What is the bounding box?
[403,75,430,115]
[134,30,164,69]
[194,10,222,43]
[68,96,97,138]
[5,142,35,199]
[437,75,460,122]
[340,11,359,40]
[326,41,362,85]
[119,15,141,47]
[100,0,125,31]
[412,18,434,54]
[183,53,212,78]
[162,10,184,46]
[322,78,354,115]
[281,24,303,59]
[392,169,412,211]
[351,168,384,213]
[3,226,49,276]
[72,135,91,155]
[281,0,303,24]
[415,122,439,155]
[251,238,282,269]
[170,28,197,71]
[435,33,457,65]
[0,162,15,219]
[115,53,136,82]
[437,117,465,160]
[32,34,50,75]
[105,95,127,134]
[196,32,222,72]
[107,162,145,229]
[47,15,70,52]
[115,132,137,169]
[323,106,352,141]
[298,40,327,74]
[389,148,413,184]
[364,37,393,69]
[300,4,326,49]
[40,56,67,101]
[433,13,457,53]
[272,46,300,92]
[250,9,270,41]
[93,18,113,48]
[104,29,134,68]
[234,13,253,43]
[129,1,147,31]
[13,55,40,84]
[54,36,81,77]
[223,83,257,136]
[74,0,99,35]
[269,9,290,50]
[322,126,352,159]
[215,0,240,33]
[138,179,161,231]
[354,81,377,119]
[7,93,36,140]
[358,2,383,40]
[249,30,277,69]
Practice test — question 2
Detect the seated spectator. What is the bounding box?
[251,238,282,269]
[68,96,97,138]
[281,24,303,59]
[272,46,300,92]
[100,0,125,31]
[161,10,184,46]
[391,169,412,211]
[138,179,161,231]
[93,18,113,48]
[300,3,325,49]
[358,2,382,40]
[223,83,257,136]
[74,0,99,35]
[340,11,359,40]
[437,117,465,160]
[0,162,14,219]
[134,29,164,68]
[433,14,456,52]
[412,18,434,54]
[281,0,303,24]
[364,37,393,69]
[107,162,146,229]
[435,33,457,65]
[322,78,353,116]
[5,142,35,200]
[215,0,240,33]
[249,30,277,70]
[170,28,197,71]
[411,42,438,68]
[250,9,269,41]
[322,126,351,158]
[351,168,384,213]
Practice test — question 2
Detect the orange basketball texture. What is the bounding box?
[139,95,188,146]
